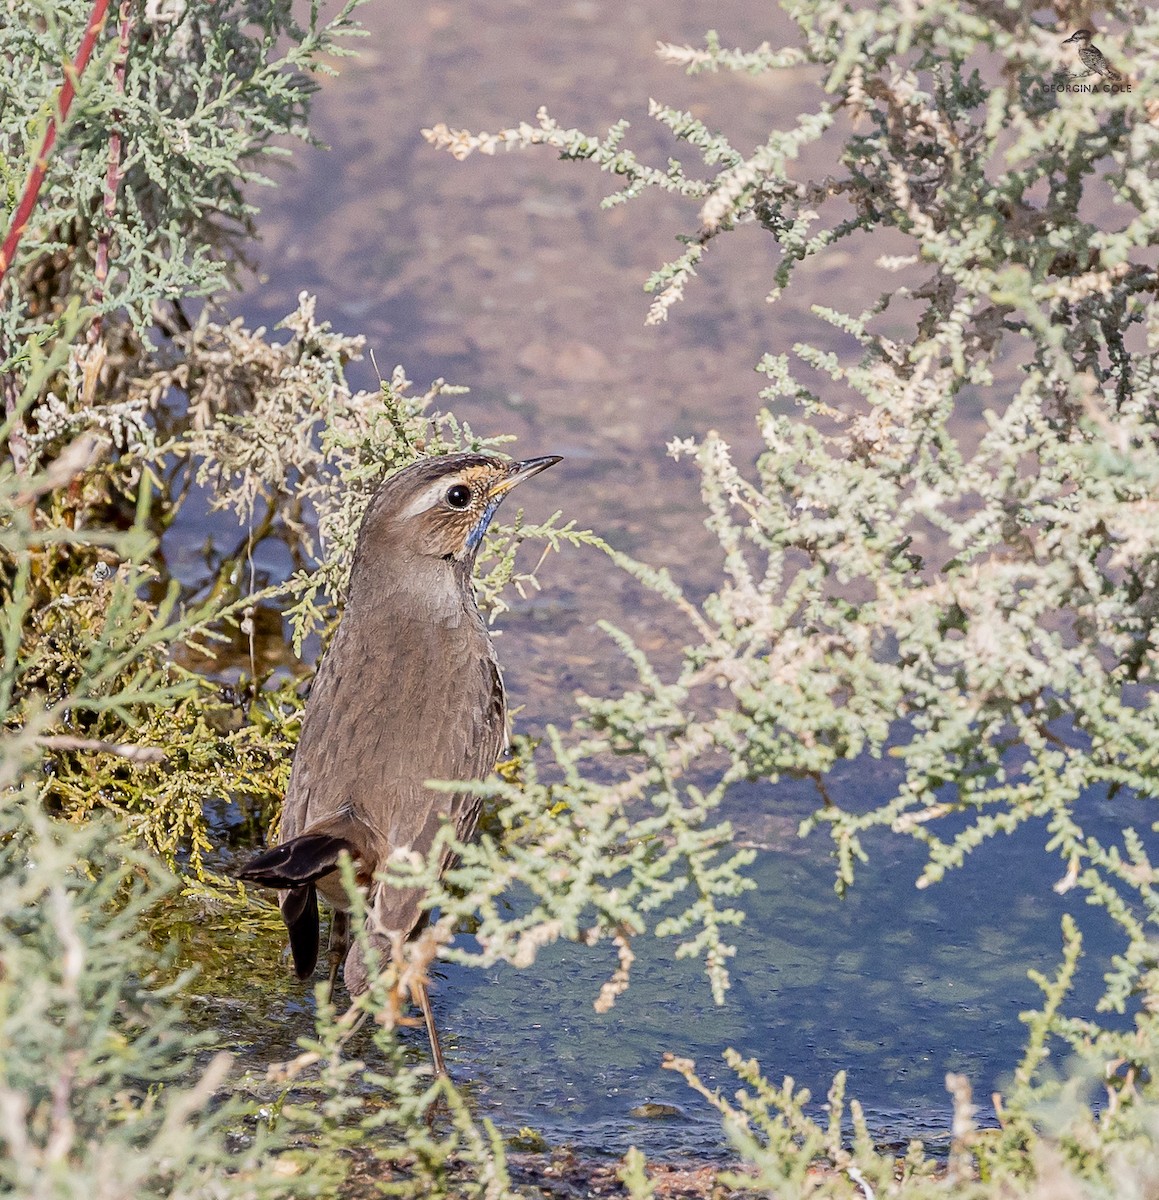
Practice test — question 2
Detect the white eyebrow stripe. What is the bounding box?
[398,477,458,520]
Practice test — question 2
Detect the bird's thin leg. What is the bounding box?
[412,979,447,1078]
[327,910,350,1002]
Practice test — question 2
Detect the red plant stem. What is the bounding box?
[0,0,112,288]
[88,0,134,345]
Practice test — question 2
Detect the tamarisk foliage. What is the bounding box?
[6,0,1159,1192]
[419,0,1159,1183]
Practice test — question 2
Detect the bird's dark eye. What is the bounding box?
[445,484,472,509]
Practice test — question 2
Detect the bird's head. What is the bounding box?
[1062,29,1094,44]
[355,452,562,573]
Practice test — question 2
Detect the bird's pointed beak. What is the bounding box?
[1062,31,1079,43]
[488,454,563,499]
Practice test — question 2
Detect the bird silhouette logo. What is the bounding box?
[1061,29,1123,82]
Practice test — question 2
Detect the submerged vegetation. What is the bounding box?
[3,0,1159,1195]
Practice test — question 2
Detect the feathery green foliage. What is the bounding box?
[7,0,1159,1194]
[0,5,520,1195]
[418,0,1159,1183]
[0,0,364,343]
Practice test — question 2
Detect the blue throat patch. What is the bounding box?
[466,497,502,551]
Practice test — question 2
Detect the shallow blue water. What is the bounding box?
[210,747,1132,1161]
[425,763,1126,1158]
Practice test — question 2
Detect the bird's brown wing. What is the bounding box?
[354,651,507,952]
[447,653,508,847]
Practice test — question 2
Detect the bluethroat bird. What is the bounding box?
[239,451,561,1074]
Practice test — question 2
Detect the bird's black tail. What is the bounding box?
[236,832,355,888]
[238,825,363,980]
[279,882,321,979]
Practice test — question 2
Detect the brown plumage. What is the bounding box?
[238,451,561,1071]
